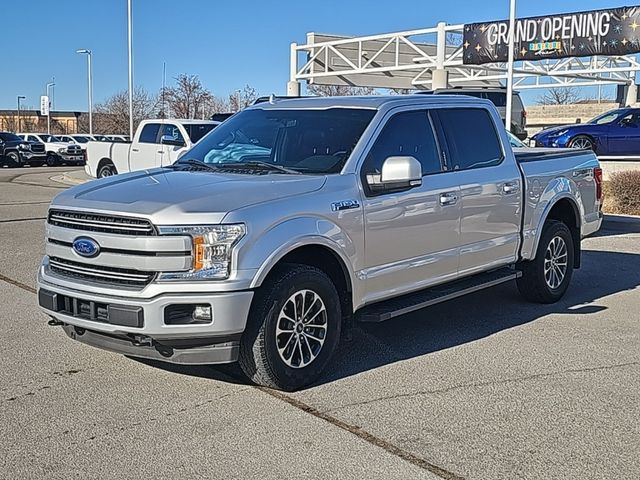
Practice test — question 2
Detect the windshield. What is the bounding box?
[182,108,376,174]
[72,136,91,143]
[588,109,625,125]
[185,124,218,143]
[0,132,22,142]
[39,135,61,142]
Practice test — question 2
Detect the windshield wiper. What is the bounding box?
[169,158,220,172]
[219,160,301,175]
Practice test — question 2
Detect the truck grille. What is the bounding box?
[49,257,155,287]
[31,143,45,153]
[65,145,82,155]
[48,210,155,236]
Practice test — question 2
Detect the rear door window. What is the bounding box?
[434,108,504,171]
[139,123,161,143]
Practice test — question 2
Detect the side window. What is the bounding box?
[436,108,503,171]
[363,110,442,178]
[28,135,39,142]
[138,123,161,143]
[160,124,185,144]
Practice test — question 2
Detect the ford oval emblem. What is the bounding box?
[72,237,100,258]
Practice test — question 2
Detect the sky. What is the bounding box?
[0,0,624,111]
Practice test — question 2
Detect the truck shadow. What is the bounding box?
[136,247,640,389]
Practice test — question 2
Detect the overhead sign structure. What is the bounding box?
[40,95,49,116]
[463,6,640,65]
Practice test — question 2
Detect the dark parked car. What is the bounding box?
[532,108,640,156]
[0,132,46,167]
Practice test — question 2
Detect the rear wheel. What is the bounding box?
[517,220,574,303]
[569,135,594,151]
[239,264,341,391]
[98,162,117,178]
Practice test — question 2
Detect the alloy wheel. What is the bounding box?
[544,236,568,289]
[275,289,328,369]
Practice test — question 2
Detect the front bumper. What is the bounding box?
[19,152,46,164]
[37,269,254,364]
[58,153,85,164]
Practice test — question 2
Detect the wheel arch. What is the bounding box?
[535,197,582,268]
[97,157,117,174]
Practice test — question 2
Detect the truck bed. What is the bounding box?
[514,147,590,163]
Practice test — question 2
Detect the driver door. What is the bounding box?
[158,123,187,166]
[607,111,640,155]
[360,109,461,305]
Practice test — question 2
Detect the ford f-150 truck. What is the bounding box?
[85,119,220,178]
[38,95,603,391]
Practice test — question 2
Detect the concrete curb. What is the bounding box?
[49,171,91,187]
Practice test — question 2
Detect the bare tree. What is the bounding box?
[228,85,258,112]
[535,87,582,105]
[162,74,213,119]
[307,84,376,96]
[82,87,157,134]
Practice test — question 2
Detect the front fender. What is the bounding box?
[239,216,358,292]
[521,176,583,261]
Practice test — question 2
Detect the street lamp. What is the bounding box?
[76,49,93,135]
[46,81,55,135]
[16,95,25,133]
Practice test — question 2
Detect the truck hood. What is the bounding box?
[51,168,326,225]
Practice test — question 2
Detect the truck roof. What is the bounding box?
[248,94,495,110]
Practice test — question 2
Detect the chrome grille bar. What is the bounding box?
[48,210,155,236]
[49,257,155,287]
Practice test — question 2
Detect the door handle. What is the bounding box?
[502,181,520,195]
[439,192,458,206]
[131,148,139,152]
[157,151,164,154]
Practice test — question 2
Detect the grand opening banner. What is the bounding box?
[463,6,640,65]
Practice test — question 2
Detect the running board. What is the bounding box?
[356,267,521,323]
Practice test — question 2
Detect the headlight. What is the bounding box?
[157,224,246,281]
[549,129,569,138]
[18,143,29,150]
[57,147,67,153]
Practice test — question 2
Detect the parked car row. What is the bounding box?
[0,132,47,167]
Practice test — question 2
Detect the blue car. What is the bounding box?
[532,108,640,156]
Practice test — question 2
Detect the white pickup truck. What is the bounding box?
[85,119,220,178]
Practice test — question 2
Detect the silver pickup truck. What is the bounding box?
[37,95,603,391]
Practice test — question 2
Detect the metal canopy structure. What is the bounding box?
[287,23,640,96]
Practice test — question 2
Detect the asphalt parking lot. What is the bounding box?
[1,166,639,480]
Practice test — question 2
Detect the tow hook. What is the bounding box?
[131,335,153,347]
[47,317,64,327]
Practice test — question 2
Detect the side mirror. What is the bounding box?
[367,156,422,193]
[161,134,185,147]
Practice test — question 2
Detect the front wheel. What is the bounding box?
[239,264,341,391]
[517,220,574,303]
[569,135,594,151]
[45,154,58,167]
[6,151,21,167]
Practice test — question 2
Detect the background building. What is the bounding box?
[0,110,83,134]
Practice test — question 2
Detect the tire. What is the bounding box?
[568,135,595,151]
[239,264,342,391]
[45,154,58,167]
[97,162,117,178]
[517,220,574,303]
[6,151,20,167]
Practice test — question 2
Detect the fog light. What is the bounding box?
[193,305,212,322]
[164,304,212,325]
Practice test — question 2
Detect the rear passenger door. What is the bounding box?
[130,123,161,171]
[432,107,522,276]
[360,109,461,304]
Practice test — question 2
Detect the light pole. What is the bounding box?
[127,0,134,139]
[76,49,93,135]
[17,95,25,133]
[46,81,55,135]
[505,0,516,133]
